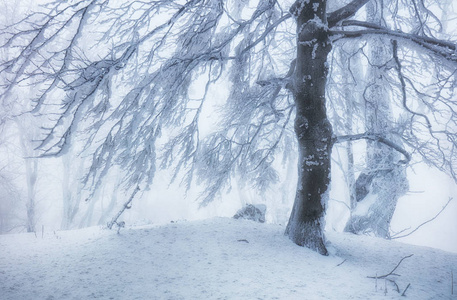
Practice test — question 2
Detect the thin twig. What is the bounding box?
[388,278,400,293]
[390,226,411,238]
[329,198,351,211]
[337,259,347,267]
[401,283,411,296]
[391,198,453,239]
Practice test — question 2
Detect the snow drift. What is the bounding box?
[1,218,456,299]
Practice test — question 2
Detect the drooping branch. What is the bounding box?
[1,0,296,197]
[391,39,457,181]
[391,39,433,130]
[1,0,456,227]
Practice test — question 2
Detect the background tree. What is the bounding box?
[0,0,456,255]
[0,113,23,234]
[342,0,409,237]
[0,0,44,233]
[60,149,86,230]
[16,113,40,232]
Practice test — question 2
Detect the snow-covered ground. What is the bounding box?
[1,217,456,300]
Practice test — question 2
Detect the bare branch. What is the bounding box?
[391,197,453,239]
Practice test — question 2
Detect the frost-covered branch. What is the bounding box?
[1,0,457,214]
[331,26,457,64]
[107,185,140,230]
[391,39,457,181]
[0,0,297,198]
[334,132,411,164]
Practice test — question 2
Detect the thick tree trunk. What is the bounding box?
[285,0,333,255]
[343,1,408,237]
[344,167,408,237]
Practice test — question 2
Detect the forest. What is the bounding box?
[0,0,456,254]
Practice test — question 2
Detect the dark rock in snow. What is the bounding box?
[233,204,266,223]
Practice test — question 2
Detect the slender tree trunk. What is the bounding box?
[25,157,38,232]
[285,0,333,255]
[79,198,96,228]
[61,152,84,230]
[97,172,122,226]
[16,116,39,233]
[340,46,359,214]
[345,107,356,217]
[61,154,73,230]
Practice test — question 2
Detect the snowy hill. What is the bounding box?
[1,218,456,299]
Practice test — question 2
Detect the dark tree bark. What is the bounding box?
[285,0,333,255]
[284,0,371,255]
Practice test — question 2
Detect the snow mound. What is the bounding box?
[0,218,456,299]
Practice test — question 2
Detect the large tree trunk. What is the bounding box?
[285,0,333,255]
[344,1,408,237]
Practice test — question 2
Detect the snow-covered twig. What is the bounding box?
[334,132,411,164]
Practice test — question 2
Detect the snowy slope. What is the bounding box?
[1,218,456,300]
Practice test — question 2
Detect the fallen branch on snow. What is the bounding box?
[368,254,414,279]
